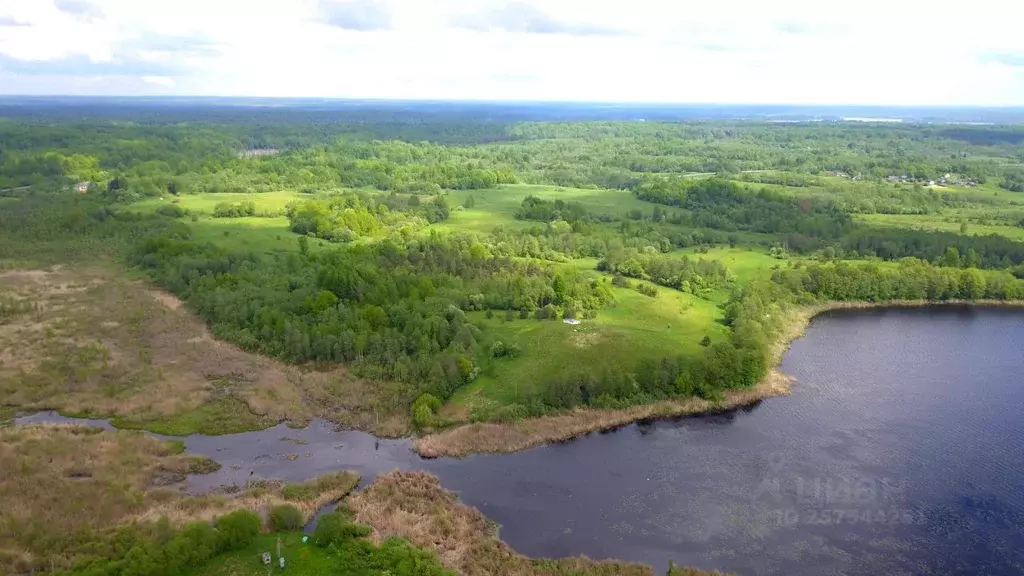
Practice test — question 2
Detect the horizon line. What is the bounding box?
[2,95,1024,110]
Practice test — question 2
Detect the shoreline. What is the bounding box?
[414,299,1024,458]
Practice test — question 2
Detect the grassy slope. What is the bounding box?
[448,287,725,416]
[436,184,738,418]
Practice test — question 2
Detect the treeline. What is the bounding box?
[487,219,733,263]
[6,114,1024,197]
[631,177,1024,271]
[632,177,853,240]
[515,196,591,223]
[1001,171,1024,192]
[774,259,1024,302]
[597,251,732,294]
[835,228,1024,270]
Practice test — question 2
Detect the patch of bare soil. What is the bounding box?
[147,289,182,311]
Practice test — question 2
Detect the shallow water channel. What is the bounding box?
[18,307,1024,575]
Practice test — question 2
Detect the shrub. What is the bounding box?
[155,204,186,218]
[313,512,371,548]
[637,283,658,297]
[270,504,304,532]
[491,341,521,358]
[163,522,218,570]
[186,456,221,474]
[490,341,506,358]
[611,275,632,288]
[281,482,315,501]
[411,393,442,429]
[215,509,261,552]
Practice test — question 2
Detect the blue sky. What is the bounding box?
[1,0,1023,105]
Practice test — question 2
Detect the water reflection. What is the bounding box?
[16,307,1024,575]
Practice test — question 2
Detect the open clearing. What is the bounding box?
[445,284,726,419]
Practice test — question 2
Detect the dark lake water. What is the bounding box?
[18,307,1024,575]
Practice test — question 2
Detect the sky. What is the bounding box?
[0,0,1023,105]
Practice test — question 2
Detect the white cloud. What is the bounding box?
[0,0,1022,104]
[141,75,175,87]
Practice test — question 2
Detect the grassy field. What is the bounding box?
[130,191,305,215]
[189,215,308,254]
[678,246,787,282]
[446,284,725,418]
[441,184,651,234]
[129,192,334,256]
[858,213,1024,241]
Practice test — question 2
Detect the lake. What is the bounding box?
[18,307,1024,575]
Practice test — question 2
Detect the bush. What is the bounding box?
[411,393,442,429]
[155,204,186,218]
[281,483,316,501]
[313,512,371,548]
[270,504,304,532]
[212,200,255,218]
[637,283,658,297]
[215,509,261,552]
[490,340,521,358]
[162,522,218,570]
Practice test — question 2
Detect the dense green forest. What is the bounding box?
[4,108,1024,427]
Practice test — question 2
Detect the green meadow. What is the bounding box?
[130,190,306,215]
[447,285,726,417]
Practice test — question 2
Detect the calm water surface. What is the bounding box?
[18,307,1024,575]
